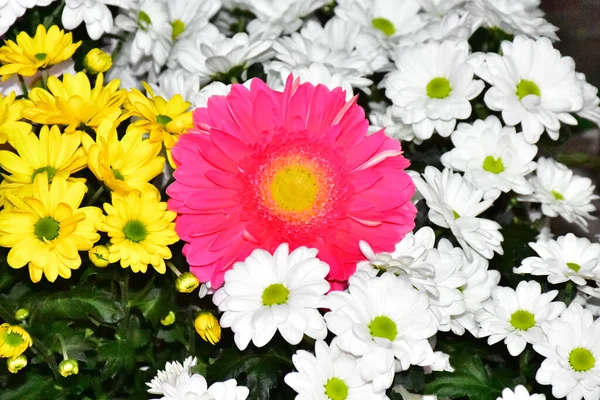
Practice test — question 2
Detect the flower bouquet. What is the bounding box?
[0,0,599,399]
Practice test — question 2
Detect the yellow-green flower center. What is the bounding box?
[483,156,505,174]
[156,114,173,125]
[171,19,186,41]
[552,190,565,200]
[137,11,152,31]
[510,310,535,331]
[368,315,398,341]
[262,283,289,306]
[567,262,581,273]
[372,17,396,36]
[270,165,318,212]
[34,53,47,61]
[426,77,452,99]
[112,168,125,181]
[123,220,148,242]
[516,79,541,100]
[569,347,595,372]
[34,217,60,241]
[453,210,460,220]
[324,377,349,400]
[32,166,57,182]
[2,331,26,348]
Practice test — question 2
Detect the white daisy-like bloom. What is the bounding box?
[148,68,200,107]
[468,0,559,41]
[518,157,598,229]
[441,115,537,199]
[515,233,600,286]
[147,356,197,396]
[0,0,57,36]
[324,272,438,392]
[357,227,438,296]
[240,0,328,37]
[384,40,484,141]
[425,238,468,332]
[115,0,172,73]
[368,103,416,143]
[576,73,600,127]
[284,339,387,400]
[396,11,475,48]
[417,0,465,16]
[476,280,565,356]
[451,251,500,336]
[105,39,152,90]
[497,385,546,400]
[160,374,249,400]
[62,0,130,40]
[213,243,329,350]
[573,289,600,318]
[393,385,438,400]
[175,31,273,85]
[167,0,221,56]
[413,167,504,260]
[475,36,584,144]
[534,304,600,400]
[335,0,426,44]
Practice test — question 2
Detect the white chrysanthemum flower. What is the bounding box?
[149,68,200,107]
[534,304,600,400]
[396,11,474,48]
[213,243,329,350]
[468,0,558,41]
[325,272,438,392]
[576,73,600,127]
[239,0,327,37]
[518,157,598,229]
[176,31,273,85]
[0,0,57,35]
[413,167,504,260]
[62,0,129,40]
[284,339,387,400]
[358,227,438,296]
[515,233,600,286]
[475,36,583,144]
[417,0,465,16]
[167,0,221,44]
[335,0,426,43]
[451,250,500,336]
[497,385,546,400]
[105,39,152,89]
[368,103,416,143]
[147,356,197,396]
[189,79,255,110]
[115,0,172,72]
[425,350,455,374]
[425,238,468,332]
[161,374,249,400]
[476,281,565,356]
[441,115,537,199]
[384,40,484,141]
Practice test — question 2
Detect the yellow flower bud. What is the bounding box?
[194,312,221,345]
[7,354,27,373]
[83,48,112,74]
[58,359,79,377]
[89,245,110,267]
[14,308,29,321]
[175,272,200,293]
[0,323,32,358]
[160,311,176,326]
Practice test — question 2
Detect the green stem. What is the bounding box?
[56,334,68,360]
[87,186,105,206]
[18,75,29,98]
[41,70,49,90]
[120,273,130,332]
[565,281,575,306]
[167,261,182,277]
[32,338,59,381]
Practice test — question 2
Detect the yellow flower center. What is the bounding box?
[270,165,318,213]
[453,210,460,220]
[34,217,60,241]
[510,310,535,331]
[123,220,148,242]
[567,262,581,273]
[372,17,396,36]
[569,347,595,372]
[156,114,173,125]
[171,19,186,41]
[368,315,398,341]
[324,377,349,400]
[427,77,452,99]
[262,283,289,306]
[552,190,565,200]
[32,166,57,182]
[137,11,152,31]
[483,156,505,174]
[112,168,125,181]
[516,79,541,99]
[3,331,26,348]
[34,53,47,61]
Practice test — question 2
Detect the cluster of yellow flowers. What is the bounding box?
[0,25,193,284]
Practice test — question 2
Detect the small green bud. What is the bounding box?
[58,359,79,377]
[160,311,176,326]
[7,355,27,374]
[14,308,29,321]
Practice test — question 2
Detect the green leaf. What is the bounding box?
[27,286,125,324]
[130,287,171,327]
[0,373,59,400]
[98,340,136,378]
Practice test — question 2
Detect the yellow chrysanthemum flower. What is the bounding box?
[0,25,81,80]
[0,92,31,145]
[124,82,193,150]
[0,324,32,358]
[0,126,86,206]
[82,120,165,196]
[21,72,125,133]
[99,189,179,274]
[0,174,102,283]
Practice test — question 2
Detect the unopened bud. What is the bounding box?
[14,308,29,321]
[7,355,27,373]
[160,311,176,326]
[194,312,221,345]
[59,359,79,377]
[175,272,199,293]
[89,245,110,267]
[83,49,112,74]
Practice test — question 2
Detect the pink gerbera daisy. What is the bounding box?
[167,77,416,290]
